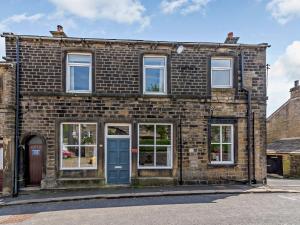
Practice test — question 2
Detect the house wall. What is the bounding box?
[0,64,16,195]
[290,154,300,177]
[267,87,300,143]
[3,36,267,189]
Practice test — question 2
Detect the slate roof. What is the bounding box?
[267,138,300,154]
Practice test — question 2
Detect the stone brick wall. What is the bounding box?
[267,84,300,143]
[0,63,16,195]
[3,35,267,188]
[290,154,300,177]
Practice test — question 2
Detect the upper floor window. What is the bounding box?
[211,58,233,88]
[66,53,92,93]
[210,124,234,164]
[143,56,167,95]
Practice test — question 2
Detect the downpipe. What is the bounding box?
[13,36,20,197]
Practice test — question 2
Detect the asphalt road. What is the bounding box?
[1,193,300,225]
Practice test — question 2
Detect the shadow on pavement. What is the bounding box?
[0,193,239,216]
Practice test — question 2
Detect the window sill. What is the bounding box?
[138,167,173,170]
[60,167,98,170]
[207,163,236,168]
[142,93,168,96]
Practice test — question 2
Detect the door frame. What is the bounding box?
[104,123,132,184]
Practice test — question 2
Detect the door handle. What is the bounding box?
[115,166,122,169]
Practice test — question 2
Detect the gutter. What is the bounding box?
[1,33,270,49]
[13,36,20,197]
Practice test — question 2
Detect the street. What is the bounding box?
[1,192,300,225]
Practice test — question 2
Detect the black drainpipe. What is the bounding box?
[252,111,256,184]
[179,118,183,185]
[240,51,252,184]
[13,36,20,197]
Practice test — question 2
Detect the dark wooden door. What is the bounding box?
[29,144,43,185]
[267,155,283,176]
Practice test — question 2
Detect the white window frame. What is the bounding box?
[211,57,233,88]
[138,123,173,169]
[66,53,92,93]
[143,55,167,95]
[60,122,97,170]
[210,124,234,164]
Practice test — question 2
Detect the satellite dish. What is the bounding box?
[176,45,184,54]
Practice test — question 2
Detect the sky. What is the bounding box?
[0,0,300,116]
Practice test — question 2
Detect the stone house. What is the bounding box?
[267,81,300,177]
[0,27,268,196]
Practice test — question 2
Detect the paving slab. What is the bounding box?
[1,184,299,207]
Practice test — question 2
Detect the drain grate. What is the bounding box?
[0,214,33,224]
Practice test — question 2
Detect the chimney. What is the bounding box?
[290,80,300,99]
[50,25,67,37]
[224,32,239,44]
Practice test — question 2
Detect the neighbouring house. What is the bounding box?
[0,27,268,196]
[267,81,300,178]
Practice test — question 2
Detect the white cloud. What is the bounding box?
[160,0,210,15]
[267,0,300,24]
[0,13,44,60]
[49,0,150,28]
[267,41,300,116]
[0,13,44,31]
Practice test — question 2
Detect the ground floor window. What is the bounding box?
[138,123,172,169]
[60,123,97,170]
[210,124,234,164]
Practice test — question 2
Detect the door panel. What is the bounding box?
[107,138,130,184]
[267,155,283,176]
[29,144,43,185]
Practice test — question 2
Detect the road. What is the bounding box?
[1,193,300,225]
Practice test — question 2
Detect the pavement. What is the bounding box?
[1,193,300,225]
[1,178,300,207]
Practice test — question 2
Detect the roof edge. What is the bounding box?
[1,33,270,48]
[267,99,290,121]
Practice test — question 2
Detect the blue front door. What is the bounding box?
[107,138,130,184]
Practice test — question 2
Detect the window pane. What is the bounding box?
[212,70,231,86]
[144,57,165,66]
[211,59,231,68]
[145,68,164,92]
[156,146,171,167]
[68,54,91,63]
[139,146,154,166]
[80,146,96,168]
[108,126,129,135]
[139,125,154,145]
[62,146,79,168]
[211,126,220,143]
[156,125,171,145]
[81,124,97,145]
[63,124,79,145]
[222,126,232,143]
[70,66,90,91]
[211,144,221,161]
[222,144,232,161]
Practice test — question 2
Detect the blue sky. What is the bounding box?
[1,0,300,116]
